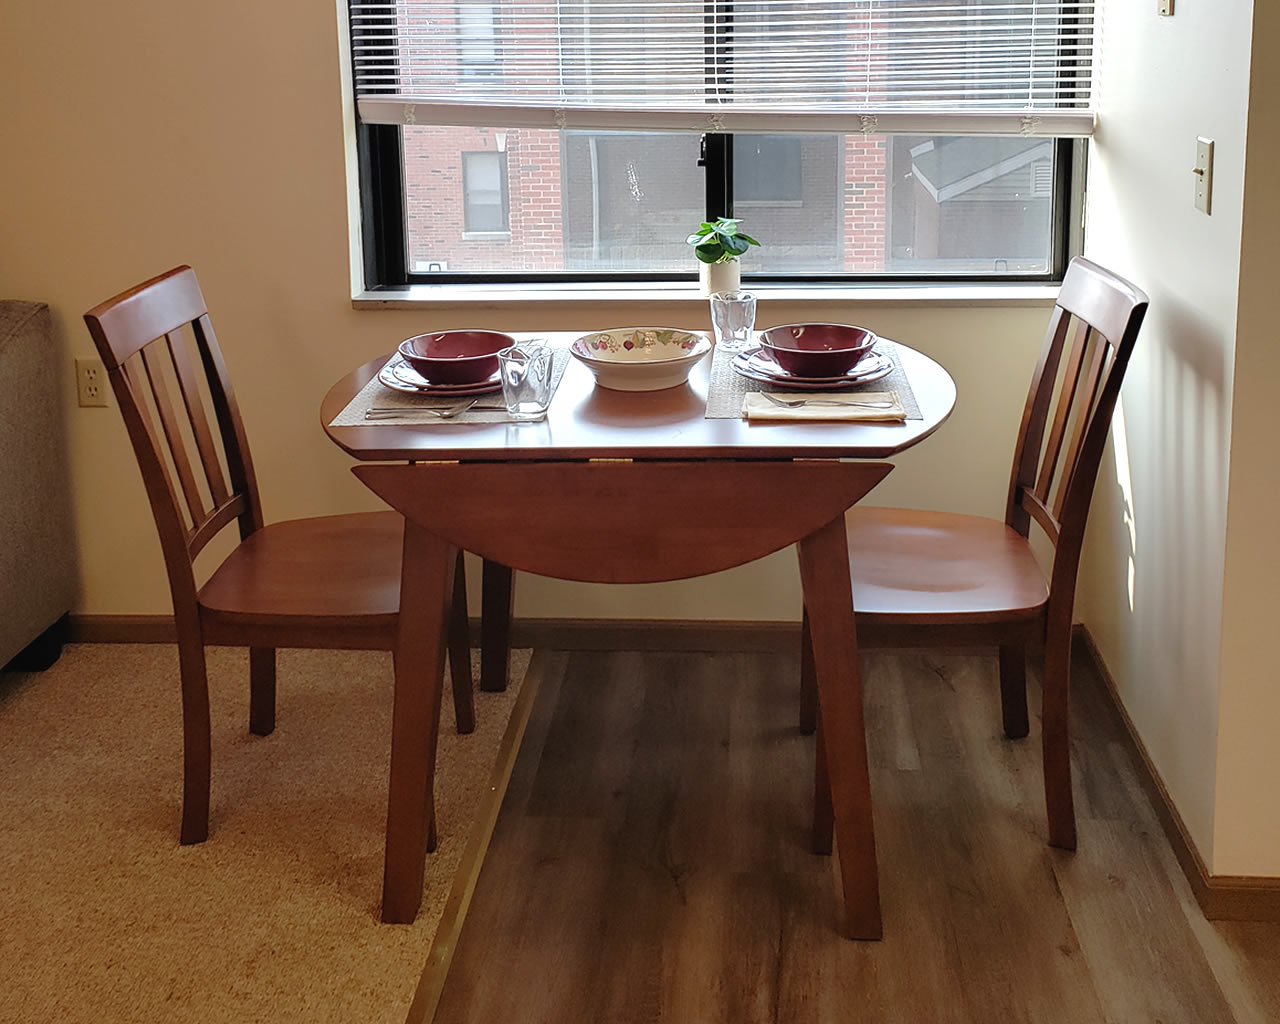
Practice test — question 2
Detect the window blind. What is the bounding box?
[350,1,1097,137]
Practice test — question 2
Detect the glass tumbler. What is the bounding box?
[709,290,757,353]
[498,341,555,421]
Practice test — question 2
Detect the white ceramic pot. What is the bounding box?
[699,258,741,297]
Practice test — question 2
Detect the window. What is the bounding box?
[349,2,1096,287]
[462,150,508,233]
[457,2,498,77]
[735,137,805,205]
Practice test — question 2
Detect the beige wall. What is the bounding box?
[1080,2,1266,873]
[0,2,1046,624]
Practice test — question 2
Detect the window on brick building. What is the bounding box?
[462,151,508,233]
[736,137,806,205]
[349,2,1096,288]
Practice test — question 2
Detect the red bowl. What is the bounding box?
[397,330,516,385]
[757,323,878,378]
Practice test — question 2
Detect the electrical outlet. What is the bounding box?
[76,358,109,407]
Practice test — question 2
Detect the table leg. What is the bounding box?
[799,605,817,735]
[447,548,476,735]
[796,515,882,941]
[480,559,513,692]
[382,521,454,925]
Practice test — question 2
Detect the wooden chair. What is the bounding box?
[83,265,475,847]
[805,256,1149,854]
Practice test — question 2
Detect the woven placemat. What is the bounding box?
[703,339,922,420]
[328,346,572,426]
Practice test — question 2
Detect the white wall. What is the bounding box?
[1212,1,1280,878]
[1080,2,1258,871]
[0,1,1047,625]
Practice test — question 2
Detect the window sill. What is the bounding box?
[353,280,1060,310]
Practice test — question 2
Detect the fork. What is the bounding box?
[761,392,897,410]
[364,399,482,420]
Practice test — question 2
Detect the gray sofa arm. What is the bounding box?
[0,301,76,669]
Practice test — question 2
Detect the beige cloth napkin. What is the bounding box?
[742,390,906,422]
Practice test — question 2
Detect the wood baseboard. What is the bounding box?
[69,614,176,644]
[70,613,802,653]
[492,617,800,653]
[1074,624,1280,921]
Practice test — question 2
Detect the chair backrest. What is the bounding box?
[1005,256,1149,597]
[84,266,264,611]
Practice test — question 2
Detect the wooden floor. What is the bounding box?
[432,646,1280,1023]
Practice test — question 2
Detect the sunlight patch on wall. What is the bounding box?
[1110,398,1138,612]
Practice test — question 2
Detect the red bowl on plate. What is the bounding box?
[397,329,516,385]
[757,323,878,378]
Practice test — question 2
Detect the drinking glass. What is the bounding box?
[498,341,554,421]
[709,290,757,353]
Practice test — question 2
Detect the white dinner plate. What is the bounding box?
[731,349,895,390]
[377,358,504,396]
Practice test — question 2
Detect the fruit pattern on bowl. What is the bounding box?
[570,327,711,392]
[575,328,704,361]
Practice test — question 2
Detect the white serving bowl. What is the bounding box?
[570,327,711,392]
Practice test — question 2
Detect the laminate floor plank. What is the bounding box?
[433,647,1280,1024]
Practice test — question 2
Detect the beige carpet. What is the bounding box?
[0,643,531,1023]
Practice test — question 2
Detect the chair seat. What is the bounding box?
[199,511,403,629]
[846,507,1049,624]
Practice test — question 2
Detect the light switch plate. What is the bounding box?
[1158,0,1173,15]
[1194,137,1214,214]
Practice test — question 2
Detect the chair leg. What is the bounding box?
[1041,632,1077,849]
[448,549,476,735]
[812,709,834,855]
[998,644,1029,739]
[799,605,817,735]
[249,647,276,736]
[176,633,212,845]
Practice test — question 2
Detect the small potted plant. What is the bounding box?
[686,217,761,296]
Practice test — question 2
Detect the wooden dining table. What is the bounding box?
[321,332,956,939]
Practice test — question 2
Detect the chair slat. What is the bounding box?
[192,316,264,534]
[142,342,209,530]
[188,494,248,554]
[1053,337,1110,521]
[1034,317,1091,505]
[1005,306,1072,534]
[168,326,231,508]
[1020,489,1062,545]
[120,355,192,533]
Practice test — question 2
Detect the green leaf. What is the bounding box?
[687,216,761,255]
